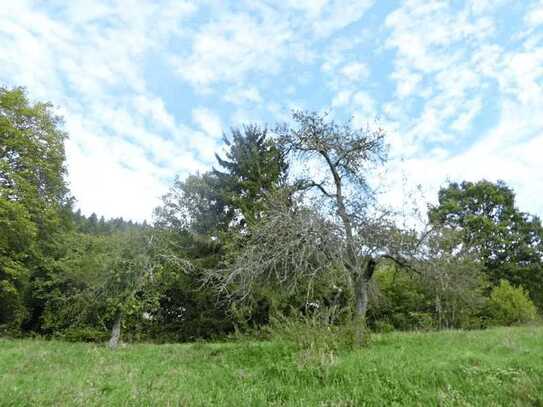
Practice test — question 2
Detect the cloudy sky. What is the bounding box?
[1,0,542,221]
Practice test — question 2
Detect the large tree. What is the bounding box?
[213,125,288,227]
[153,124,290,336]
[0,87,71,332]
[156,125,287,237]
[216,111,420,343]
[429,180,543,307]
[155,172,231,236]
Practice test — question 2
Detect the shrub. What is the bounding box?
[59,326,110,343]
[368,266,427,331]
[408,312,435,331]
[373,320,395,333]
[487,280,538,326]
[266,307,358,353]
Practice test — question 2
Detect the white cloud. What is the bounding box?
[285,0,328,17]
[172,1,376,90]
[0,0,203,220]
[224,86,262,105]
[392,67,422,98]
[385,1,495,74]
[172,11,295,89]
[450,97,482,132]
[284,0,374,38]
[191,108,225,161]
[63,115,168,221]
[192,107,223,138]
[525,1,543,27]
[311,0,375,38]
[382,1,503,149]
[133,95,176,131]
[331,90,353,108]
[339,62,369,82]
[391,104,543,217]
[379,0,543,218]
[1,0,542,222]
[352,91,377,123]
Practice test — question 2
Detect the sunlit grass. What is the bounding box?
[1,326,542,406]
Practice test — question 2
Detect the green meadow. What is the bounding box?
[1,326,542,406]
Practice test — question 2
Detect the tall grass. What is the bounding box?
[1,326,542,406]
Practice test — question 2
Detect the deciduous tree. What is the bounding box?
[215,111,420,343]
[0,87,71,332]
[429,180,543,307]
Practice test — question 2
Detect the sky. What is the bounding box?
[0,0,542,221]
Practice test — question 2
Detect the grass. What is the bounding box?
[1,326,542,406]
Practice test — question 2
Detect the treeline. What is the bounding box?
[1,87,542,345]
[73,211,146,235]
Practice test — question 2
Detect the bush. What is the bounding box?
[59,326,110,343]
[368,266,428,331]
[487,280,538,326]
[372,320,395,333]
[408,312,435,331]
[266,307,358,353]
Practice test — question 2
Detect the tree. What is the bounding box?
[37,232,113,340]
[155,172,232,236]
[215,111,419,343]
[153,125,291,333]
[44,229,189,348]
[213,125,288,227]
[143,228,235,342]
[95,231,167,349]
[416,229,488,329]
[0,199,36,331]
[429,180,543,307]
[156,125,287,237]
[0,87,71,332]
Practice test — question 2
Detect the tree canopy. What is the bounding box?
[1,87,541,345]
[0,87,71,331]
[429,180,543,306]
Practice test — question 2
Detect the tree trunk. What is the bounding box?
[108,311,122,349]
[435,294,442,330]
[353,274,368,346]
[352,258,376,346]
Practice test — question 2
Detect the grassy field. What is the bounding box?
[1,326,542,406]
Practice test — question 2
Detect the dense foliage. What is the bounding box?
[0,87,541,344]
[487,280,538,326]
[0,87,71,333]
[429,180,543,307]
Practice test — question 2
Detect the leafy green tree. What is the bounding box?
[487,280,538,326]
[429,180,543,307]
[142,229,235,342]
[368,228,489,331]
[416,229,488,329]
[101,232,159,348]
[155,172,233,236]
[0,87,71,332]
[40,230,178,346]
[368,264,428,332]
[0,199,36,331]
[38,232,113,340]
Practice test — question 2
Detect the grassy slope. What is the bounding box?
[0,326,542,406]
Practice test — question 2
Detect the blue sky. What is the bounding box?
[1,0,542,221]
